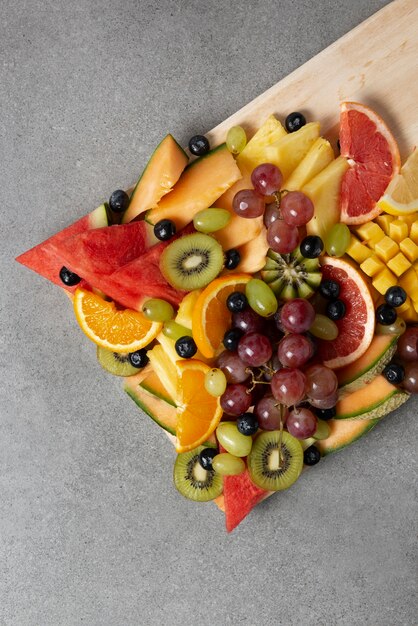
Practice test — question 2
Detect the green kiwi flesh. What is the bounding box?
[247,431,303,491]
[97,346,140,377]
[261,246,321,300]
[174,446,223,502]
[160,233,224,290]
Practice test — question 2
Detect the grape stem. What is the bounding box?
[273,189,291,216]
[278,404,284,468]
[245,368,271,393]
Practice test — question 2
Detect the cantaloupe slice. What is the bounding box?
[316,418,379,455]
[335,374,409,420]
[145,144,242,229]
[124,374,178,435]
[122,134,189,223]
[138,370,176,406]
[337,334,398,393]
[235,226,269,273]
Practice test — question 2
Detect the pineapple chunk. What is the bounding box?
[284,137,334,190]
[236,115,287,172]
[374,236,399,262]
[264,122,320,180]
[400,237,418,262]
[387,252,412,276]
[360,255,385,277]
[372,268,397,294]
[389,219,409,243]
[376,214,394,234]
[147,345,179,402]
[346,235,372,263]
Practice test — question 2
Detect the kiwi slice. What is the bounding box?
[173,446,223,502]
[247,431,303,491]
[97,346,141,377]
[261,246,321,300]
[160,233,224,290]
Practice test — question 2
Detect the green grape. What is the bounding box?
[204,368,227,397]
[245,278,278,317]
[325,223,351,257]
[376,317,406,336]
[216,422,253,457]
[309,314,339,340]
[313,419,331,440]
[162,320,191,340]
[142,298,175,322]
[300,437,316,451]
[193,208,231,233]
[212,453,246,476]
[226,125,247,155]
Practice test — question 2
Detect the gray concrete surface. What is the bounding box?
[1,0,417,624]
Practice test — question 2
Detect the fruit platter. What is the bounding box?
[16,90,418,532]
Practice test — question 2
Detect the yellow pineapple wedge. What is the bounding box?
[263,122,320,180]
[285,137,334,190]
[304,156,349,241]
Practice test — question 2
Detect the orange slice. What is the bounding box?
[73,288,162,352]
[191,273,252,359]
[175,359,223,453]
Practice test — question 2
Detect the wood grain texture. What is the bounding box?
[206,0,418,159]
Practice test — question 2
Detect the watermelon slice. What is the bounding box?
[15,203,109,292]
[223,468,268,532]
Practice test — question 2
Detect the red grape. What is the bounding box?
[280,298,316,333]
[397,327,418,361]
[270,368,306,406]
[216,351,250,384]
[280,191,314,227]
[403,362,418,393]
[263,203,281,227]
[308,389,339,409]
[220,384,253,415]
[232,308,264,334]
[305,364,338,400]
[286,407,317,439]
[278,333,314,368]
[237,332,273,367]
[233,189,265,218]
[267,219,299,254]
[251,163,283,196]
[255,395,289,430]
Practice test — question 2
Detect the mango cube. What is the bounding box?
[399,268,418,301]
[346,235,372,263]
[356,222,384,242]
[399,214,418,228]
[376,214,393,234]
[387,252,412,276]
[372,268,397,294]
[374,236,399,262]
[410,220,418,244]
[360,255,385,277]
[395,295,412,315]
[400,237,418,262]
[389,220,409,243]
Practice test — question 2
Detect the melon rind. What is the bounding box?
[338,335,398,394]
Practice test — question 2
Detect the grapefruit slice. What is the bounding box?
[339,102,401,225]
[317,257,375,369]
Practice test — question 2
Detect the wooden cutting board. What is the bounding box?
[206,0,418,159]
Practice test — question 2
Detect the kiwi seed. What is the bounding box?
[173,446,223,502]
[247,430,303,491]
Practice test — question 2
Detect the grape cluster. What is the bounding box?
[383,326,418,393]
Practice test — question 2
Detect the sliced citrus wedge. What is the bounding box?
[191,274,252,359]
[73,288,162,352]
[175,359,223,453]
[377,148,418,216]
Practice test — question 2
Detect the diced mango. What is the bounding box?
[399,267,418,301]
[376,214,394,234]
[372,268,398,294]
[395,295,412,315]
[402,304,418,323]
[346,235,372,263]
[400,237,418,262]
[398,214,418,228]
[389,220,409,243]
[356,222,385,242]
[412,299,418,314]
[360,255,385,277]
[387,252,412,277]
[410,220,418,244]
[374,236,399,262]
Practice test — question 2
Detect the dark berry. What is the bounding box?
[129,349,149,368]
[237,412,259,436]
[188,135,210,156]
[59,266,81,286]
[285,112,306,133]
[154,219,176,241]
[198,448,217,470]
[226,291,248,313]
[175,336,197,358]
[376,303,397,326]
[225,249,241,270]
[384,286,407,308]
[326,299,346,321]
[300,235,324,259]
[337,139,341,153]
[303,445,321,466]
[319,279,340,300]
[223,328,243,351]
[313,406,336,420]
[109,189,130,213]
[383,362,405,384]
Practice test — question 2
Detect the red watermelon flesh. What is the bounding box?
[223,469,268,532]
[16,204,109,292]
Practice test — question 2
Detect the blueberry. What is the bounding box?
[376,303,397,326]
[319,279,340,300]
[384,286,407,308]
[175,335,197,358]
[198,448,217,470]
[285,112,306,133]
[223,328,243,351]
[326,299,346,321]
[312,406,336,420]
[129,349,149,368]
[109,189,130,213]
[188,135,210,156]
[383,362,405,384]
[225,249,241,270]
[226,291,248,313]
[154,219,176,241]
[300,235,324,259]
[303,445,321,466]
[237,412,259,436]
[59,266,81,286]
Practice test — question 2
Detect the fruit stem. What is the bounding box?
[278,405,284,468]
